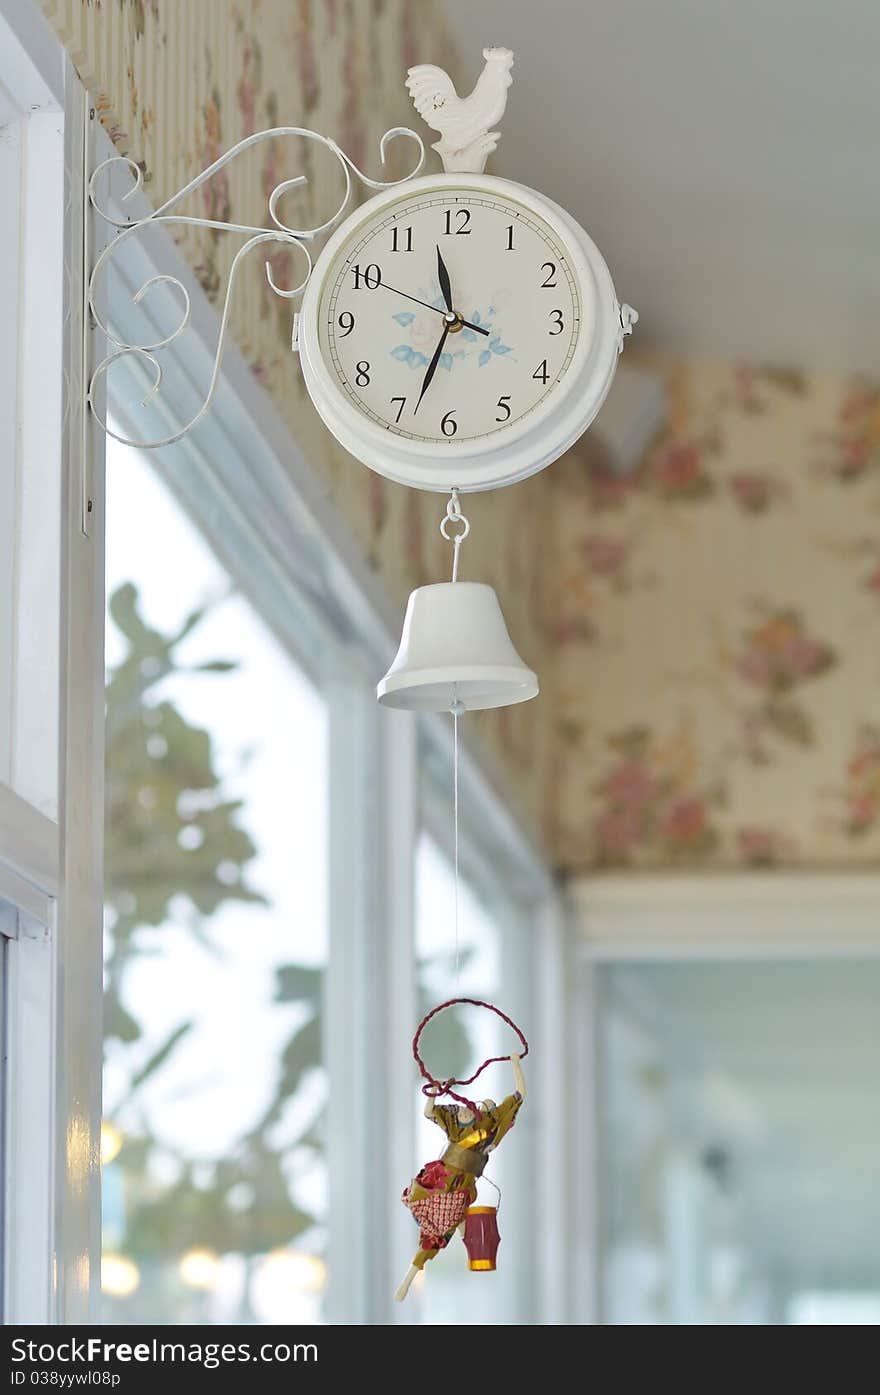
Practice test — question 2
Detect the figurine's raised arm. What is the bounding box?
[511,1052,526,1100]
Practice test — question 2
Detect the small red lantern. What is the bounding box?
[463,1205,501,1271]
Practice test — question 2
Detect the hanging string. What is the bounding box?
[452,699,463,982]
[439,489,470,988]
[412,997,530,1111]
[451,521,464,582]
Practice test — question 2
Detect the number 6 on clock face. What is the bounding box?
[298,174,626,492]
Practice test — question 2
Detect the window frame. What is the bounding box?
[0,0,107,1323]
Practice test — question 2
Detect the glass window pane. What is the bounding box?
[411,831,520,1324]
[102,435,329,1323]
[599,960,880,1326]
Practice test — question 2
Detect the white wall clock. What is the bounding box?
[297,48,636,493]
[84,45,640,708]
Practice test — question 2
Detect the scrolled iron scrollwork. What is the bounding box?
[87,125,425,449]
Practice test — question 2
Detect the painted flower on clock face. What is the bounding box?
[389,301,511,376]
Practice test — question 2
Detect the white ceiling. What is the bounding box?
[444,1,879,371]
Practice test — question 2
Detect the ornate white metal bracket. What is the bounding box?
[405,47,514,174]
[87,126,425,450]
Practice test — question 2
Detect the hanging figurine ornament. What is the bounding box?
[395,998,529,1303]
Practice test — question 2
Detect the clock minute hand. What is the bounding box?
[414,324,450,415]
[379,280,490,337]
[456,315,490,337]
[457,315,490,338]
[436,245,453,313]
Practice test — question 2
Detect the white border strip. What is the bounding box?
[570,872,880,959]
[0,784,59,897]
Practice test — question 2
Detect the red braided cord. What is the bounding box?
[412,998,529,1110]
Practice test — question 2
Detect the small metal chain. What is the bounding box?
[439,487,470,583]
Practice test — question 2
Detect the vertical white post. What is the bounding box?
[534,892,569,1323]
[4,912,55,1322]
[570,954,602,1324]
[375,707,417,1324]
[326,693,418,1324]
[324,673,382,1324]
[14,107,64,819]
[0,47,104,1322]
[497,895,537,1325]
[53,68,105,1324]
[0,117,22,789]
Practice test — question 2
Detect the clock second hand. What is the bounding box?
[379,279,490,337]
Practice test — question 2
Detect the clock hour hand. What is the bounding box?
[414,325,450,415]
[380,281,490,336]
[437,245,453,313]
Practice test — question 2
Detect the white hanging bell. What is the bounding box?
[377,582,539,712]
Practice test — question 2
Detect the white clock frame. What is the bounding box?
[297,173,628,493]
[84,44,636,496]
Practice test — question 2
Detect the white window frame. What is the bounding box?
[2,886,55,1323]
[1,0,106,1323]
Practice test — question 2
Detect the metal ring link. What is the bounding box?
[439,513,470,542]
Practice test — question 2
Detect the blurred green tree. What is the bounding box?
[104,585,318,1314]
[103,582,473,1318]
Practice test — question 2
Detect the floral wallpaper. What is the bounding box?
[550,358,880,871]
[36,4,880,871]
[39,0,556,839]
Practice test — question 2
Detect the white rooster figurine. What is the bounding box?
[406,47,514,174]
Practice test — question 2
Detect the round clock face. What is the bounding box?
[315,186,584,447]
[299,173,624,492]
